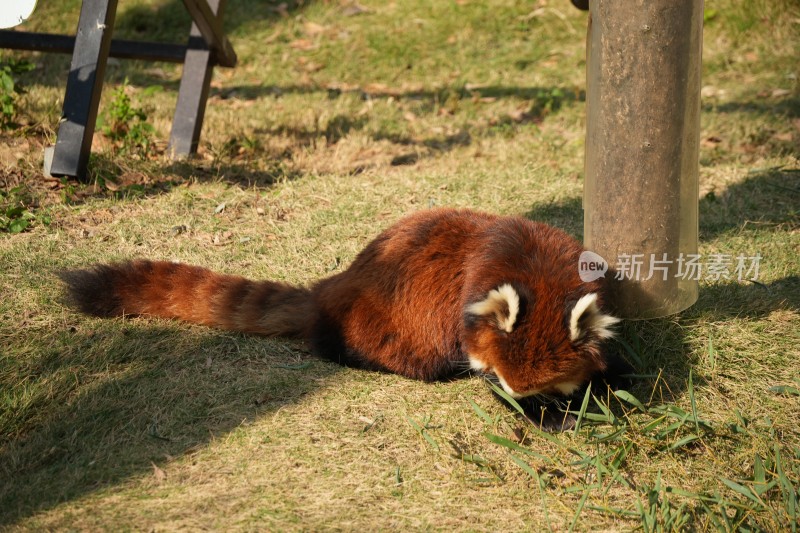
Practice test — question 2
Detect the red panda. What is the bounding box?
[59,208,620,416]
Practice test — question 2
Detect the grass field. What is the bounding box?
[1,0,798,530]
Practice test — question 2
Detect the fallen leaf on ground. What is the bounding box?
[342,3,369,16]
[702,136,723,148]
[304,22,327,36]
[152,462,166,483]
[290,39,316,51]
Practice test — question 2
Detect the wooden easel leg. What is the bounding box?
[168,0,225,159]
[49,0,118,179]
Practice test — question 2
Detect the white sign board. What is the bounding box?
[0,0,38,29]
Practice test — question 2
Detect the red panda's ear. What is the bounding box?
[568,293,620,343]
[466,284,520,333]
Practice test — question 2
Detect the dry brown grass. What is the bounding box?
[1,0,799,530]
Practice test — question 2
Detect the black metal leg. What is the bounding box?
[168,0,226,159]
[49,0,118,179]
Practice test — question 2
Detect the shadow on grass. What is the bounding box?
[524,167,800,400]
[164,158,304,188]
[526,166,799,241]
[113,0,312,44]
[252,113,369,147]
[215,83,581,130]
[703,97,800,119]
[205,83,576,173]
[620,274,798,387]
[699,167,799,240]
[0,325,341,526]
[215,82,583,104]
[248,112,474,170]
[526,195,584,239]
[55,152,304,206]
[66,82,579,190]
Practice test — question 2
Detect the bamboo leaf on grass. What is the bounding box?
[509,454,553,532]
[610,440,634,470]
[468,398,495,425]
[616,336,643,367]
[753,454,768,493]
[484,432,555,463]
[614,389,646,412]
[487,380,525,416]
[688,368,700,434]
[707,335,717,370]
[527,424,589,460]
[589,426,628,445]
[592,394,617,425]
[774,444,798,524]
[669,434,700,451]
[720,477,763,506]
[458,453,488,466]
[769,385,800,396]
[509,453,538,478]
[573,412,614,423]
[486,380,586,458]
[568,486,591,533]
[586,505,639,518]
[407,416,439,451]
[641,415,667,434]
[657,418,689,440]
[574,383,591,434]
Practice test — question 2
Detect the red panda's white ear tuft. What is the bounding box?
[569,293,620,342]
[466,284,520,333]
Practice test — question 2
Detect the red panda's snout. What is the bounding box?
[463,284,620,399]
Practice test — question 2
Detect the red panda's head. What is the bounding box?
[458,216,621,400]
[462,282,619,399]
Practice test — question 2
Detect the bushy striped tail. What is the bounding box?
[58,260,313,337]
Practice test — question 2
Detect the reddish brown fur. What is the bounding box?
[60,208,616,398]
[59,261,312,336]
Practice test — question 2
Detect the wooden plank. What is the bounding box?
[49,0,118,179]
[179,0,236,67]
[0,30,187,63]
[168,0,226,158]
